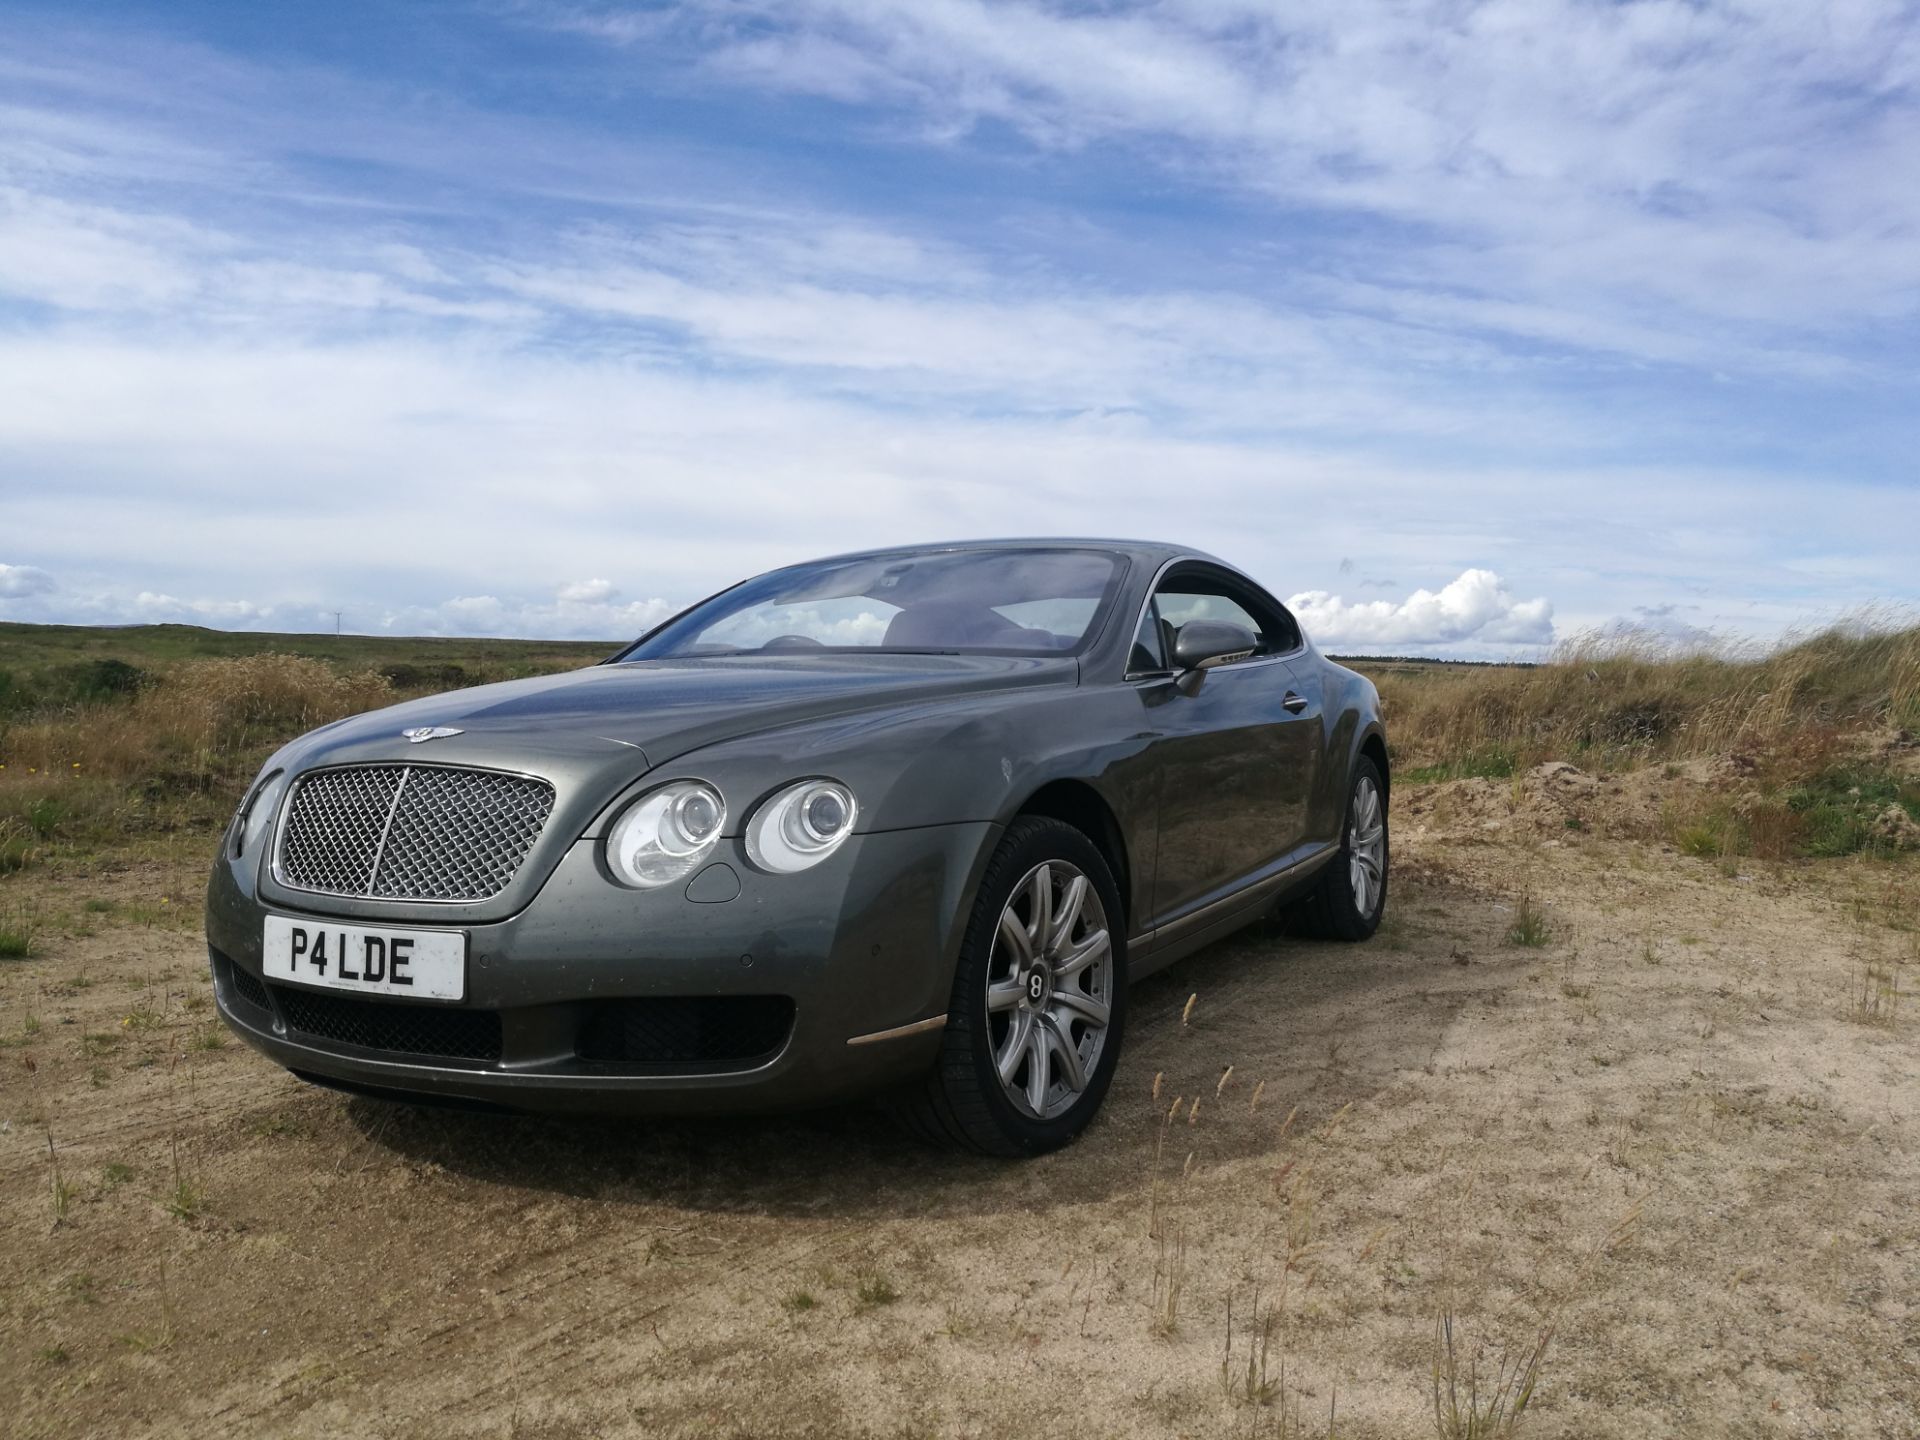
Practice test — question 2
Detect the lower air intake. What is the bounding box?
[273,985,503,1065]
[577,996,794,1068]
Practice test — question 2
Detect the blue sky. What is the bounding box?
[2,0,1916,654]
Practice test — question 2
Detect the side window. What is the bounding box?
[1154,569,1301,660]
[1128,598,1168,675]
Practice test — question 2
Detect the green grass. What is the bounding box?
[1506,894,1553,948]
[1673,808,1743,859]
[854,1273,900,1309]
[1401,745,1520,785]
[0,830,35,874]
[164,1177,206,1222]
[0,916,35,959]
[1785,765,1920,858]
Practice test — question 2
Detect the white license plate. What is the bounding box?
[262,915,466,1000]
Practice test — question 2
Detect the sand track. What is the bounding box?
[3,799,1916,1438]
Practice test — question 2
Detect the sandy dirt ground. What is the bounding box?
[2,780,1916,1439]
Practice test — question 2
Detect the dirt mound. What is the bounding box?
[1396,759,1715,844]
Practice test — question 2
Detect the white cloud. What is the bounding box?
[2,324,1914,654]
[1288,570,1555,651]
[0,561,56,598]
[655,0,1920,359]
[377,585,676,640]
[0,572,675,642]
[133,591,275,624]
[556,578,618,604]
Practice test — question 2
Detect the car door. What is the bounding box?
[1130,567,1321,930]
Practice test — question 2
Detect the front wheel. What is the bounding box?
[892,817,1126,1156]
[1289,755,1388,941]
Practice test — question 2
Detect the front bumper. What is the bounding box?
[206,823,996,1114]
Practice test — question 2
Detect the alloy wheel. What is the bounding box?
[1348,775,1386,918]
[985,860,1114,1121]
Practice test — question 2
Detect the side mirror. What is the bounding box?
[1171,620,1257,696]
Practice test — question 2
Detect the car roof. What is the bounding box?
[795,537,1227,570]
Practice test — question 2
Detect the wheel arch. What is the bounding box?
[1359,727,1390,808]
[1012,778,1132,931]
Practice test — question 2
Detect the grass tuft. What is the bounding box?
[0,910,36,959]
[1430,1310,1549,1440]
[1505,894,1553,948]
[164,1177,206,1222]
[1847,964,1901,1027]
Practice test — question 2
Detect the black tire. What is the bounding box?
[1288,754,1389,942]
[890,816,1128,1156]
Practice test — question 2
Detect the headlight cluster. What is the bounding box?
[606,780,727,888]
[746,780,859,875]
[604,777,857,888]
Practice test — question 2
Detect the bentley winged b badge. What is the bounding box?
[401,726,465,743]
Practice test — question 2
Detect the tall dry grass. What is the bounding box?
[0,654,394,859]
[1374,618,1920,773]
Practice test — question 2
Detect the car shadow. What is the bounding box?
[352,879,1502,1218]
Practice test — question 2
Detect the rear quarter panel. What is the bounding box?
[1300,652,1386,844]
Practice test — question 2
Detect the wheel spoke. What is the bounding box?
[1024,1021,1050,1112]
[1044,1016,1087,1092]
[997,908,1033,969]
[1050,986,1109,1030]
[1054,927,1109,981]
[1356,823,1384,848]
[1050,874,1088,950]
[986,977,1025,1013]
[995,1010,1032,1086]
[1025,864,1053,952]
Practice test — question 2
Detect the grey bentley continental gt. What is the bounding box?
[207,540,1389,1154]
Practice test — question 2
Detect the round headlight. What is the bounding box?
[605,780,727,888]
[746,779,859,874]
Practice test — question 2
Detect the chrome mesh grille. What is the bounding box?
[276,764,555,901]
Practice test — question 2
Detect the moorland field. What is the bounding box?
[1,618,1915,1439]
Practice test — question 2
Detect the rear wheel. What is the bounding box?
[1289,755,1388,941]
[892,817,1126,1155]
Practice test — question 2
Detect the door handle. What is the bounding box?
[1282,691,1309,714]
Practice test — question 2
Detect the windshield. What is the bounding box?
[624,548,1125,659]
